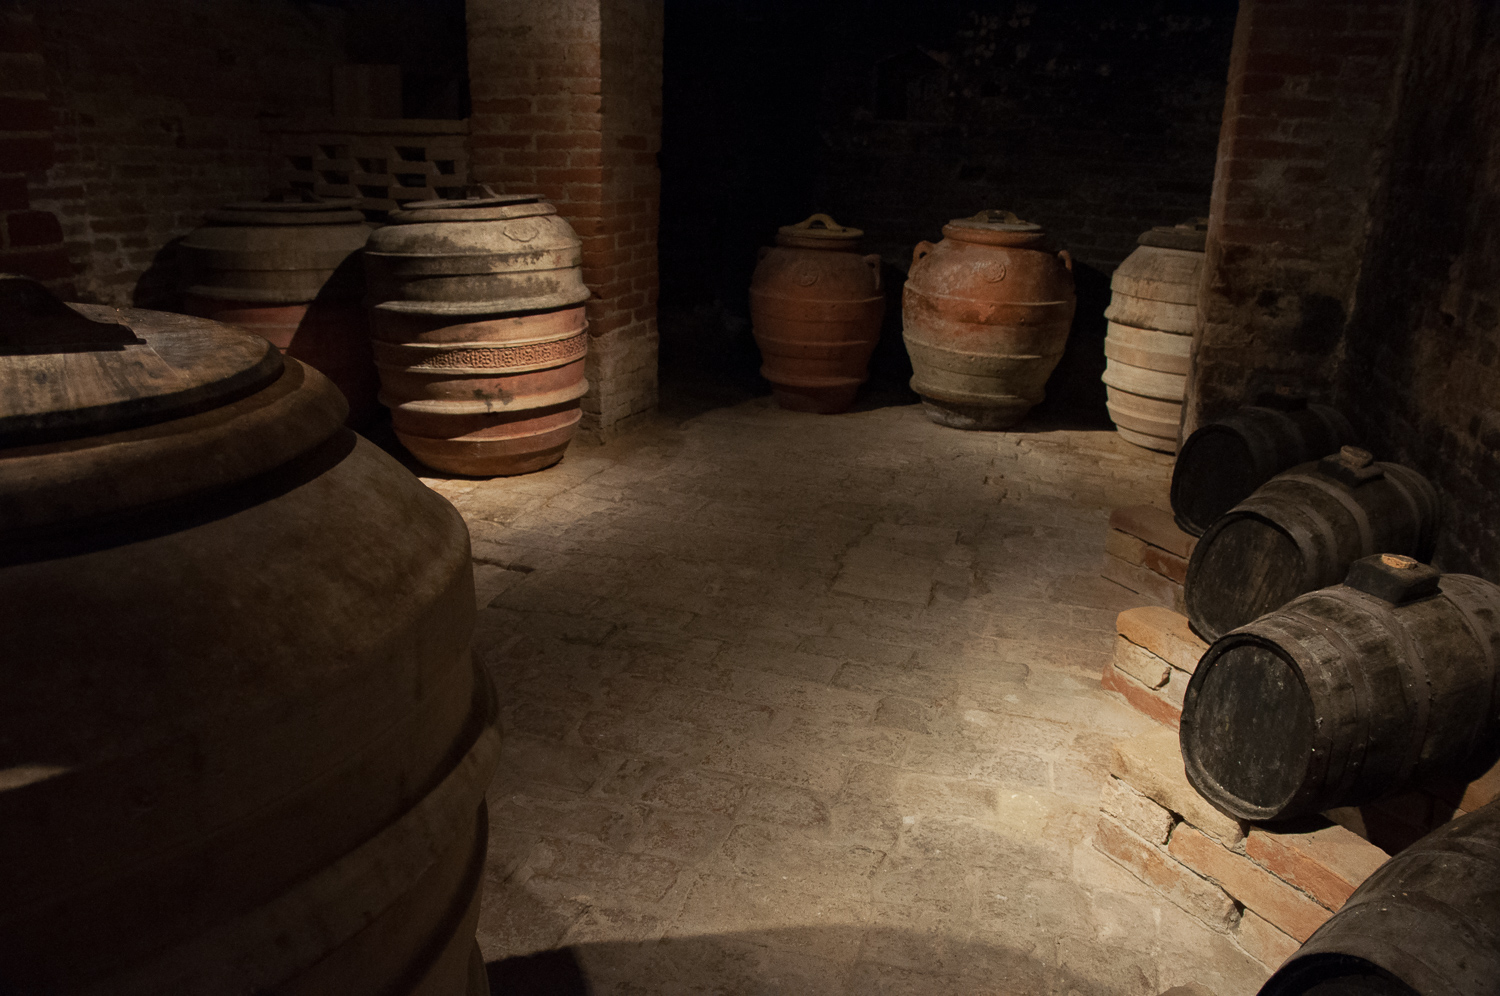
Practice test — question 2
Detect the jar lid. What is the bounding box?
[205,189,365,226]
[777,213,863,241]
[0,275,281,447]
[1138,218,1208,252]
[947,210,1042,233]
[388,184,553,223]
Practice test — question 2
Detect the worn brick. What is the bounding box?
[1093,814,1240,932]
[1244,821,1388,911]
[1234,908,1301,971]
[1108,505,1198,559]
[1169,824,1332,942]
[1105,529,1190,584]
[1116,606,1208,674]
[1101,657,1184,729]
[1101,553,1186,614]
[1109,728,1246,845]
[1112,635,1171,689]
[1100,775,1176,845]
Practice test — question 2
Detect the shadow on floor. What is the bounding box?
[484,929,1127,996]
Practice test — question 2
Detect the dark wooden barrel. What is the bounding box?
[1171,403,1357,536]
[1183,446,1439,641]
[0,277,497,995]
[365,189,589,476]
[1260,799,1500,996]
[1181,554,1500,822]
[179,192,379,427]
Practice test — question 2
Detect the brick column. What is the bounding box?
[0,7,71,295]
[466,0,662,439]
[1183,0,1410,435]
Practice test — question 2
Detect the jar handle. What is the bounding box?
[912,241,936,267]
[863,253,882,291]
[1057,248,1073,272]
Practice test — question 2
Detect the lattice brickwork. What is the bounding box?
[266,117,471,214]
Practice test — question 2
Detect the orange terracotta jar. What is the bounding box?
[749,214,885,413]
[903,211,1075,430]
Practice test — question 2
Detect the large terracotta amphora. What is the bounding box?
[0,276,496,995]
[364,187,590,476]
[180,191,379,427]
[902,210,1075,430]
[749,214,884,413]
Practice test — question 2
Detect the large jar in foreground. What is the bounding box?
[1101,220,1206,453]
[902,210,1076,430]
[365,190,590,476]
[180,191,379,426]
[0,276,497,995]
[749,214,884,414]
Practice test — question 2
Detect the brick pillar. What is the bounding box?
[466,0,662,439]
[1183,0,1410,435]
[0,7,72,295]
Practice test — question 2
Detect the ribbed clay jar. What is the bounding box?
[0,277,497,995]
[180,191,379,427]
[902,210,1076,430]
[1101,219,1207,453]
[364,188,590,476]
[749,214,885,413]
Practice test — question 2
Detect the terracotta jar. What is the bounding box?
[180,191,379,427]
[0,277,496,995]
[749,214,884,413]
[364,188,589,476]
[902,210,1075,430]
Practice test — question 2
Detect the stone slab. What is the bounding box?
[1244,821,1388,911]
[1169,825,1332,943]
[1109,504,1198,559]
[1117,606,1208,674]
[1110,728,1245,845]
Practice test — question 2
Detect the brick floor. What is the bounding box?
[420,398,1271,995]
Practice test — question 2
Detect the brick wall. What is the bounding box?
[1182,0,1410,434]
[466,0,663,438]
[1337,0,1500,579]
[25,1,350,307]
[0,8,70,296]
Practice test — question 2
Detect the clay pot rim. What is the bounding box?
[939,223,1048,248]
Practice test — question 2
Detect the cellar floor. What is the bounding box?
[418,397,1270,996]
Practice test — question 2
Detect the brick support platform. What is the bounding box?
[466,0,662,439]
[1101,505,1197,614]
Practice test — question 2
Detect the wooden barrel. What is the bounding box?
[365,189,589,476]
[180,192,379,427]
[1100,221,1205,453]
[0,276,498,995]
[1262,798,1500,996]
[1171,403,1358,536]
[1183,446,1439,641]
[748,214,885,414]
[902,210,1075,430]
[1181,554,1500,822]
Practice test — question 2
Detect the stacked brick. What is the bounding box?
[1101,605,1204,729]
[267,118,470,214]
[1094,728,1390,971]
[465,0,662,438]
[1101,505,1196,613]
[0,8,70,294]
